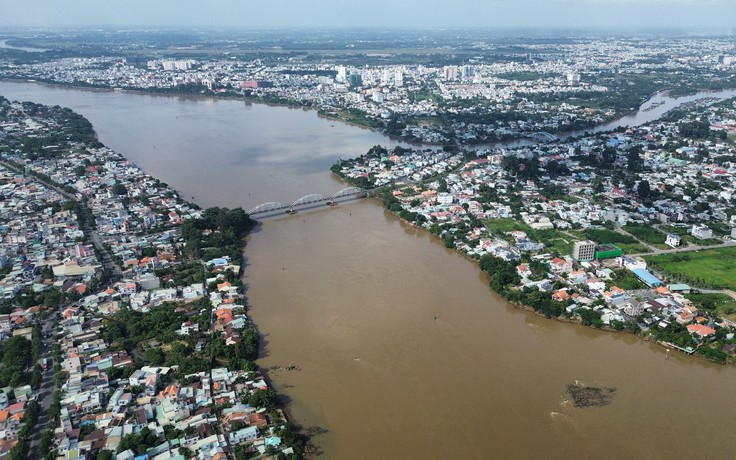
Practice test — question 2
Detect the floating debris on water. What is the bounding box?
[304,425,329,435]
[566,382,616,408]
[269,364,303,371]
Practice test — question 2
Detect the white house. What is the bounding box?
[665,233,681,248]
[177,321,200,335]
[691,224,713,240]
[228,426,259,444]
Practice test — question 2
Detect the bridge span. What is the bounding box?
[247,187,369,218]
[526,131,558,142]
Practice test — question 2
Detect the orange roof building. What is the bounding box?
[687,324,716,337]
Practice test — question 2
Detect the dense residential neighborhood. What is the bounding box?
[2,35,736,145]
[0,97,302,459]
[334,94,736,362]
[2,27,736,459]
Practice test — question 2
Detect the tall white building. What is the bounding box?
[443,66,457,81]
[381,69,391,85]
[336,66,347,83]
[394,70,403,87]
[460,65,474,80]
[573,240,596,261]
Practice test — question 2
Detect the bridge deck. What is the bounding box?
[248,188,369,218]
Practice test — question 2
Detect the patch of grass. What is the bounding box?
[617,243,650,254]
[486,218,526,234]
[661,225,690,236]
[577,228,638,245]
[568,228,648,254]
[410,116,442,127]
[645,247,736,290]
[623,224,666,246]
[409,89,440,103]
[544,237,574,256]
[696,238,725,246]
[709,222,733,237]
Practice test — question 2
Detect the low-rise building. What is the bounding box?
[691,224,713,240]
[665,233,681,248]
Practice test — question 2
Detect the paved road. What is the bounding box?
[630,240,735,257]
[28,312,57,460]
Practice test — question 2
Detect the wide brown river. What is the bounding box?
[2,81,736,459]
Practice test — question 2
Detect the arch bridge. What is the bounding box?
[528,131,558,142]
[329,187,368,202]
[247,187,368,217]
[289,194,326,212]
[247,201,287,215]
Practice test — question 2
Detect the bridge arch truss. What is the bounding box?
[330,187,367,201]
[530,131,557,142]
[290,194,326,211]
[247,202,286,216]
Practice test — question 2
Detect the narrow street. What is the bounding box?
[28,312,57,460]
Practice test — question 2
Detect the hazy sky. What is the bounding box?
[0,0,734,30]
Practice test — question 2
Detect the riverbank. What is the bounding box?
[0,95,308,458]
[10,78,736,458]
[406,198,730,362]
[333,166,734,366]
[0,77,639,148]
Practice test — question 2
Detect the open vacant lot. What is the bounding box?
[645,247,736,290]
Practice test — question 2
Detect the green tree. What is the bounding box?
[96,451,114,460]
[111,183,128,195]
[248,388,277,410]
[39,429,54,454]
[637,180,651,200]
[144,347,166,365]
[626,146,643,172]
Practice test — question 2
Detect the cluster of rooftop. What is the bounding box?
[0,96,303,459]
[4,37,736,145]
[335,95,736,363]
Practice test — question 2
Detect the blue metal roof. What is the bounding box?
[631,268,662,287]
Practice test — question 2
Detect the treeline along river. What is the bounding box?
[2,80,736,459]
